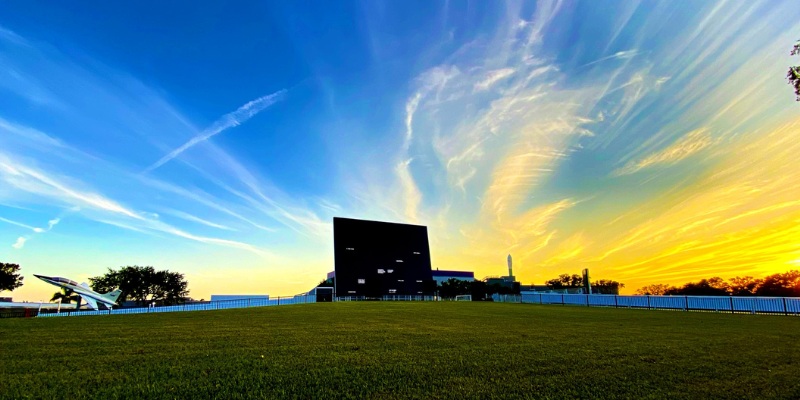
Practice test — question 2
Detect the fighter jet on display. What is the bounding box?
[34,274,122,310]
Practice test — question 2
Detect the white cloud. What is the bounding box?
[11,236,26,249]
[0,158,143,220]
[47,218,60,230]
[581,49,638,68]
[163,209,235,231]
[395,158,422,223]
[474,68,516,91]
[614,128,715,176]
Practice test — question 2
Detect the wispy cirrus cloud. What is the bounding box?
[613,128,715,176]
[144,90,287,173]
[473,68,516,91]
[0,153,272,256]
[161,209,236,231]
[580,49,638,68]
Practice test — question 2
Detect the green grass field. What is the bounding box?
[1,302,799,399]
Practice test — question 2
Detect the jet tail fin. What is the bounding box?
[103,289,123,304]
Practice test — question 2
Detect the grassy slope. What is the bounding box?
[1,302,799,399]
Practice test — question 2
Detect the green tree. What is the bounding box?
[50,288,82,309]
[0,262,24,292]
[789,40,800,101]
[90,265,189,307]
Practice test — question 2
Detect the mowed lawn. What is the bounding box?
[1,302,799,399]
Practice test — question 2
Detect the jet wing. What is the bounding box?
[72,284,115,309]
[80,295,99,310]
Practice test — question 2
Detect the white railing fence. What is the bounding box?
[490,293,800,315]
[38,292,800,318]
[335,295,438,302]
[38,294,316,318]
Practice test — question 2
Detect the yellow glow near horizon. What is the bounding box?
[431,119,800,293]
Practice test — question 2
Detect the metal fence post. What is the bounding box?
[684,296,688,312]
[647,296,651,310]
[561,294,565,305]
[784,298,788,316]
[614,295,618,308]
[278,297,281,306]
[586,294,590,307]
[729,297,734,314]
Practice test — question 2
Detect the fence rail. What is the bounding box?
[491,293,800,315]
[37,294,316,318]
[36,292,800,318]
[335,295,437,302]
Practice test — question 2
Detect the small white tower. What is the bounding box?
[507,254,514,280]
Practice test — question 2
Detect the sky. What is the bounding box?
[1,1,800,301]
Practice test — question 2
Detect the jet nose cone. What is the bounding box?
[34,274,49,280]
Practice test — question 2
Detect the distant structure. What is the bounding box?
[582,268,592,295]
[484,254,519,291]
[333,217,435,297]
[431,270,475,286]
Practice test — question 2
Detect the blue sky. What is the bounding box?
[2,1,800,301]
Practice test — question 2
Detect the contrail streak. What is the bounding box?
[144,89,286,173]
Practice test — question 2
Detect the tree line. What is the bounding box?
[0,262,189,307]
[544,274,624,294]
[438,279,520,300]
[635,270,800,297]
[90,266,189,306]
[437,274,625,300]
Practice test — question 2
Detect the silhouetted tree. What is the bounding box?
[789,40,800,101]
[592,279,625,295]
[0,262,24,292]
[755,270,800,297]
[664,278,729,296]
[728,276,762,296]
[636,271,800,297]
[439,278,471,298]
[635,284,674,296]
[90,265,189,306]
[470,280,490,301]
[316,278,334,288]
[486,282,521,296]
[546,274,583,288]
[545,274,623,293]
